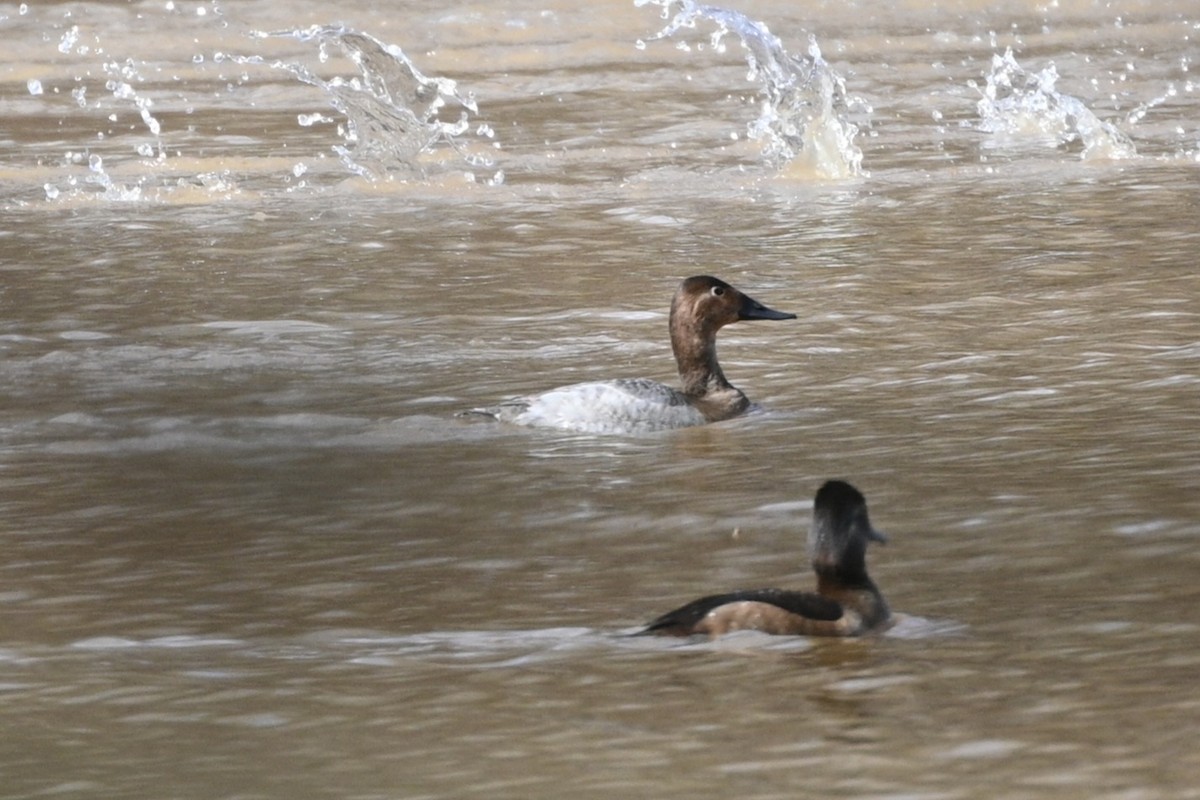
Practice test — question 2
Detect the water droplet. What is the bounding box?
[58,26,80,54]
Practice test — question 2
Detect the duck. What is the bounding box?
[641,480,891,637]
[472,276,795,434]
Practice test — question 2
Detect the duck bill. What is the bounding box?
[868,527,889,543]
[738,293,797,322]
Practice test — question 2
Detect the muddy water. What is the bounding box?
[2,1,1199,798]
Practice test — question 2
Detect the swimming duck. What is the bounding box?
[474,276,795,434]
[641,480,891,637]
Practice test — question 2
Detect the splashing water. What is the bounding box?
[635,0,864,179]
[48,153,145,203]
[104,58,164,142]
[974,48,1136,161]
[250,26,502,183]
[39,20,500,203]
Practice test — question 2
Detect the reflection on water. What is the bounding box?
[2,0,1200,798]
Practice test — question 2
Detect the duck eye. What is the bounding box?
[711,286,725,297]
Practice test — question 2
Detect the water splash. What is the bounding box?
[41,54,167,202]
[57,24,80,54]
[635,0,864,179]
[250,26,502,183]
[974,48,1136,161]
[40,150,148,204]
[104,58,164,142]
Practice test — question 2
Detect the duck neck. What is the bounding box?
[814,561,875,592]
[814,559,889,629]
[671,314,734,398]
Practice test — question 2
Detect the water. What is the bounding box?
[245,25,503,183]
[636,0,866,177]
[2,0,1200,798]
[975,46,1139,160]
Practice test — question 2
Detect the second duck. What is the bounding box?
[642,480,892,637]
[475,275,795,435]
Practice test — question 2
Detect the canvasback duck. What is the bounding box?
[641,480,891,637]
[474,276,795,434]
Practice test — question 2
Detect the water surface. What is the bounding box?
[2,1,1199,798]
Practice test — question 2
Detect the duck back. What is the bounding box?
[495,378,707,434]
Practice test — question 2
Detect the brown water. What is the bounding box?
[3,1,1200,798]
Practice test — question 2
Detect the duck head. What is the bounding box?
[808,480,887,582]
[669,276,795,399]
[670,275,796,336]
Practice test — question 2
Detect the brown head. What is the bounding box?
[668,276,795,397]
